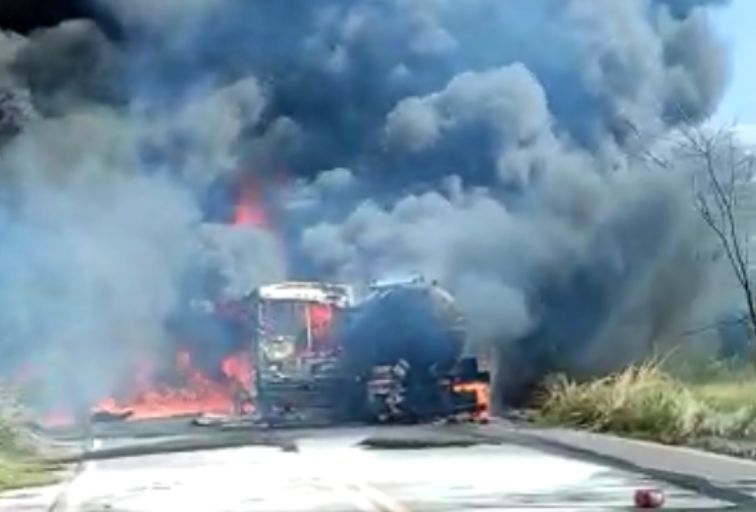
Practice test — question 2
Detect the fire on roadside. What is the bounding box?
[89,176,266,423]
[90,350,254,422]
[453,381,491,421]
[26,177,268,428]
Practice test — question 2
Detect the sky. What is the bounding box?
[713,0,756,128]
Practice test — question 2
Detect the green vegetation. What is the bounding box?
[694,380,756,412]
[535,360,756,447]
[0,387,59,492]
[0,458,59,491]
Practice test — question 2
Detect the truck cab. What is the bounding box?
[248,282,355,423]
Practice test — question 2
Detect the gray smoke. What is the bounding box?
[0,0,732,408]
[0,21,278,409]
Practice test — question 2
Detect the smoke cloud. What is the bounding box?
[0,0,732,408]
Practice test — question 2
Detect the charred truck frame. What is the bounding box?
[247,277,490,425]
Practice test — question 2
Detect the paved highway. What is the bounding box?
[0,422,734,511]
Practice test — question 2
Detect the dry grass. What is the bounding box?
[535,359,756,445]
[536,362,709,443]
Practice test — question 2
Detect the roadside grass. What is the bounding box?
[535,362,706,444]
[534,360,756,445]
[0,386,61,492]
[0,458,60,491]
[668,355,756,412]
[693,380,756,412]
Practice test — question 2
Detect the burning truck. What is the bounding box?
[85,275,490,427]
[247,276,490,425]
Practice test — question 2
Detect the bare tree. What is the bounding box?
[620,118,756,351]
[678,127,756,339]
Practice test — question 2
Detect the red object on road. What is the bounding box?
[634,488,665,508]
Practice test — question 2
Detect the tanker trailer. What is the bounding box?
[341,276,465,375]
[341,276,490,423]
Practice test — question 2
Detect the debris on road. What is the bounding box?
[634,488,666,508]
[90,410,134,423]
[359,429,499,450]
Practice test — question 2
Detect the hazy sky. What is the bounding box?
[714,0,756,124]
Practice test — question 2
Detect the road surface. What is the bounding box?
[1,420,738,511]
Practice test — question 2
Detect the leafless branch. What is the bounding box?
[685,127,756,344]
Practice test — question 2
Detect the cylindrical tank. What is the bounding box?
[341,279,466,376]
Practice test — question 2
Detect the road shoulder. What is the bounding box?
[464,419,756,507]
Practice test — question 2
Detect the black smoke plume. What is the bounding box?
[0,0,120,36]
[0,0,732,410]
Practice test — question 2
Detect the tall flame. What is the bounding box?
[453,381,491,421]
[233,177,267,228]
[87,176,269,424]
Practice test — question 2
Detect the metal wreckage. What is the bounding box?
[85,275,491,428]
[222,276,491,426]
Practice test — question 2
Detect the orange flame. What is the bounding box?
[92,350,254,421]
[233,178,267,228]
[221,351,253,389]
[307,303,334,344]
[453,381,491,421]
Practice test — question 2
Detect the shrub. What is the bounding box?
[536,362,709,444]
[0,385,37,456]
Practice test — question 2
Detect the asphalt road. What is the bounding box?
[0,419,737,511]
